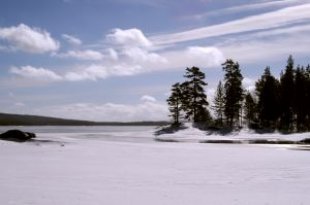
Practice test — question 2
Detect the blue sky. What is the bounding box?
[1,0,310,121]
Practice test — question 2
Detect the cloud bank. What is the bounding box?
[0,24,59,53]
[32,97,168,122]
[10,28,224,82]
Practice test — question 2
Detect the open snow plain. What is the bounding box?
[1,126,310,205]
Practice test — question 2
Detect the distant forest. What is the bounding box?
[0,113,168,126]
[167,55,310,133]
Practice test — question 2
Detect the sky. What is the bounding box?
[1,0,310,121]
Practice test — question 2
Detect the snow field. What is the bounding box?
[1,130,310,205]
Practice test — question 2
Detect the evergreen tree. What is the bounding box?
[222,59,244,127]
[244,92,257,128]
[279,55,295,131]
[167,83,183,125]
[255,67,280,130]
[212,81,225,126]
[306,65,310,130]
[294,66,308,131]
[181,66,209,123]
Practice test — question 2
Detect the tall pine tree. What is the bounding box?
[212,81,225,126]
[294,66,308,131]
[244,92,257,128]
[279,55,295,131]
[255,67,280,130]
[181,66,209,123]
[167,83,183,125]
[222,59,244,127]
[306,65,310,130]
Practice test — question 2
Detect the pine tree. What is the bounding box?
[279,55,295,131]
[212,81,225,126]
[294,66,308,131]
[255,67,280,130]
[244,92,257,128]
[222,59,244,127]
[181,66,209,123]
[167,83,183,125]
[306,65,310,130]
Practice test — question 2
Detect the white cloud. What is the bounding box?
[162,46,224,69]
[0,24,60,53]
[10,66,62,81]
[107,48,118,60]
[57,49,104,60]
[64,65,108,81]
[9,45,224,83]
[185,46,224,67]
[152,4,310,45]
[123,47,167,64]
[140,95,157,102]
[33,101,168,121]
[64,64,145,81]
[111,64,143,76]
[62,34,82,46]
[7,27,224,83]
[243,77,256,92]
[8,63,146,82]
[104,28,168,71]
[107,28,152,48]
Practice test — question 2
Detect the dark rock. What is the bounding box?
[200,139,243,144]
[299,138,310,144]
[248,139,296,144]
[200,139,297,145]
[154,138,180,143]
[0,130,36,142]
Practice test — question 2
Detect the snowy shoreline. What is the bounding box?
[155,123,310,144]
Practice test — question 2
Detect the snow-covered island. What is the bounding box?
[155,123,310,147]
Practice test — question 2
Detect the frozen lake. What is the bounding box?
[0,126,310,205]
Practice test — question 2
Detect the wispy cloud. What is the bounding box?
[62,34,82,46]
[192,0,309,19]
[55,49,104,61]
[152,4,310,45]
[10,66,62,81]
[0,24,60,53]
[10,64,144,82]
[218,24,310,63]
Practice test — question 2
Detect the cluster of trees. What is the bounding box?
[167,55,310,132]
[167,67,210,125]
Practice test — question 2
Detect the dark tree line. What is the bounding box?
[248,55,310,132]
[167,55,310,133]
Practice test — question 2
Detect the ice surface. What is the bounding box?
[0,126,310,205]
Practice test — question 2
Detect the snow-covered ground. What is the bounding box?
[1,126,310,205]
